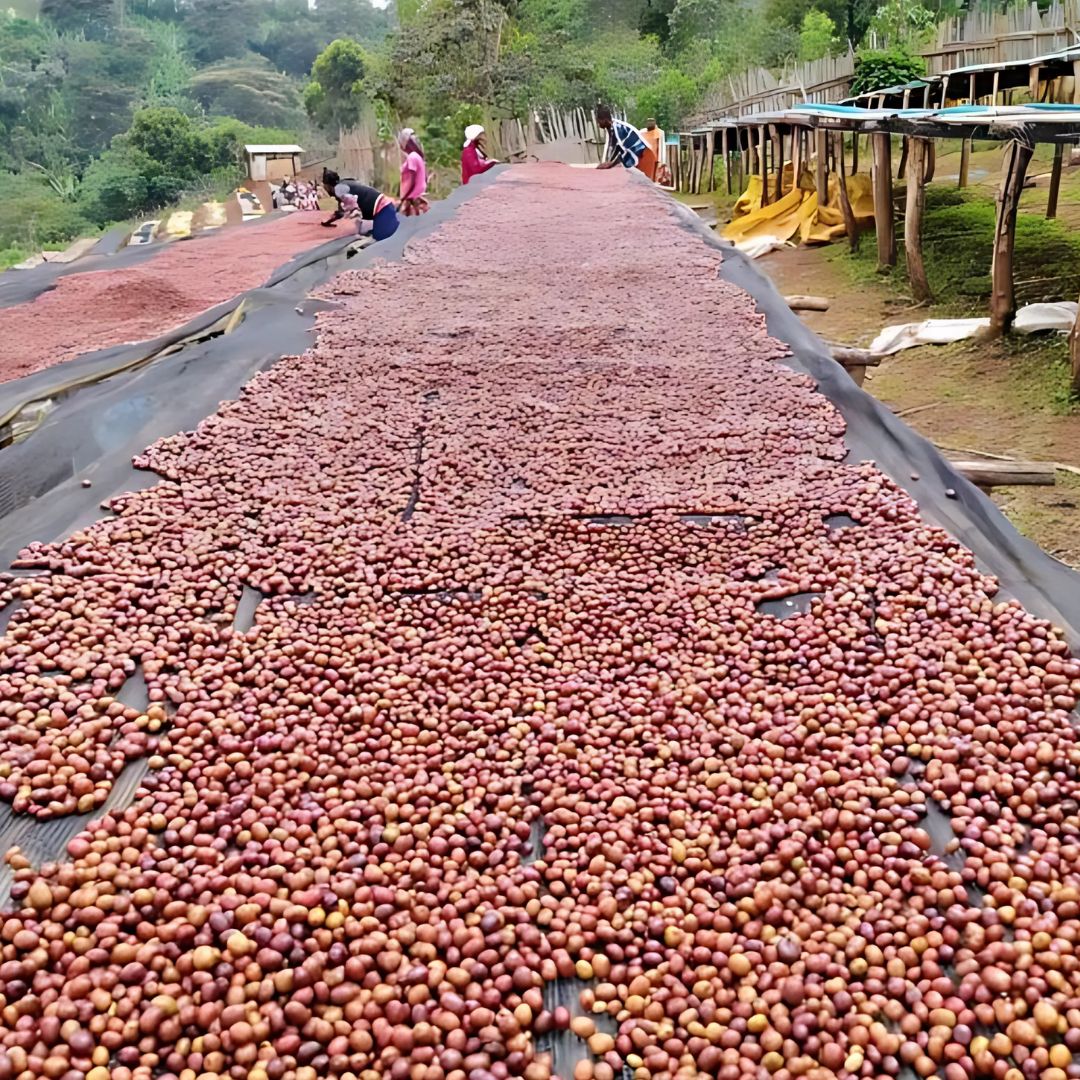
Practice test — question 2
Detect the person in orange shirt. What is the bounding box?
[639,118,664,181]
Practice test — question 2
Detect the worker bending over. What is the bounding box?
[320,169,399,242]
[596,105,657,180]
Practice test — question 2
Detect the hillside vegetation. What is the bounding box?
[0,0,980,261]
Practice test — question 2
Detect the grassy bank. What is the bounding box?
[826,187,1080,313]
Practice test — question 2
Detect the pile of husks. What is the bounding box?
[0,167,1078,1080]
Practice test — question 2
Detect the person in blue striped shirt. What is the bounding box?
[596,105,658,179]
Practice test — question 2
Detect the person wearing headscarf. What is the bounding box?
[462,124,498,185]
[596,105,656,180]
[397,128,429,217]
[320,168,399,242]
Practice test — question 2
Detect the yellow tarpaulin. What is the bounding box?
[723,171,875,248]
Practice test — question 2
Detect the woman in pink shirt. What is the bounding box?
[397,129,429,216]
[462,124,498,185]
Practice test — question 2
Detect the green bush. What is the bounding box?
[850,46,926,96]
[0,171,90,249]
[635,67,698,129]
[79,149,154,223]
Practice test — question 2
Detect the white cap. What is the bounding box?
[464,124,485,147]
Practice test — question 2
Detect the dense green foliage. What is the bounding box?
[0,0,390,252]
[850,46,927,94]
[0,0,1026,257]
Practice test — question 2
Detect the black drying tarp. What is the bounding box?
[0,170,504,556]
[0,210,296,311]
[0,170,507,905]
[0,166,1079,1053]
[0,228,361,436]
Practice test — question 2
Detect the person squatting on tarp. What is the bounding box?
[461,125,498,185]
[320,169,400,242]
[398,128,430,217]
[596,105,657,180]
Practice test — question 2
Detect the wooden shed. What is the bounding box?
[244,145,304,183]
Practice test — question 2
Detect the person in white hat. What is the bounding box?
[462,123,498,185]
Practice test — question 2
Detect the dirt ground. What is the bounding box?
[759,243,1080,570]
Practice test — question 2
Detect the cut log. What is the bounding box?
[950,459,1056,487]
[828,344,884,367]
[786,295,830,311]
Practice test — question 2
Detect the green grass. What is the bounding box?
[0,247,30,270]
[827,187,1080,313]
[1002,334,1079,416]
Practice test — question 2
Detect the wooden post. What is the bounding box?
[924,139,936,183]
[707,129,716,192]
[1029,64,1042,101]
[959,137,971,188]
[905,138,932,304]
[723,128,732,195]
[969,73,977,103]
[738,143,745,195]
[1069,296,1080,395]
[1073,59,1080,104]
[773,127,784,203]
[872,132,896,270]
[897,138,909,180]
[814,128,827,208]
[992,70,1000,104]
[1047,142,1064,219]
[834,131,859,253]
[989,138,1035,337]
[851,133,858,173]
[792,129,803,192]
[759,125,769,205]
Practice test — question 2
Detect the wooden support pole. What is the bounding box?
[723,128,732,195]
[959,137,971,188]
[759,125,769,205]
[872,133,896,270]
[989,138,1035,337]
[992,70,1000,104]
[834,131,860,253]
[897,138,909,180]
[814,128,827,208]
[792,129,803,192]
[1069,294,1080,395]
[1073,59,1080,104]
[924,139,936,183]
[905,138,932,304]
[851,133,858,174]
[1048,142,1064,219]
[773,127,784,204]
